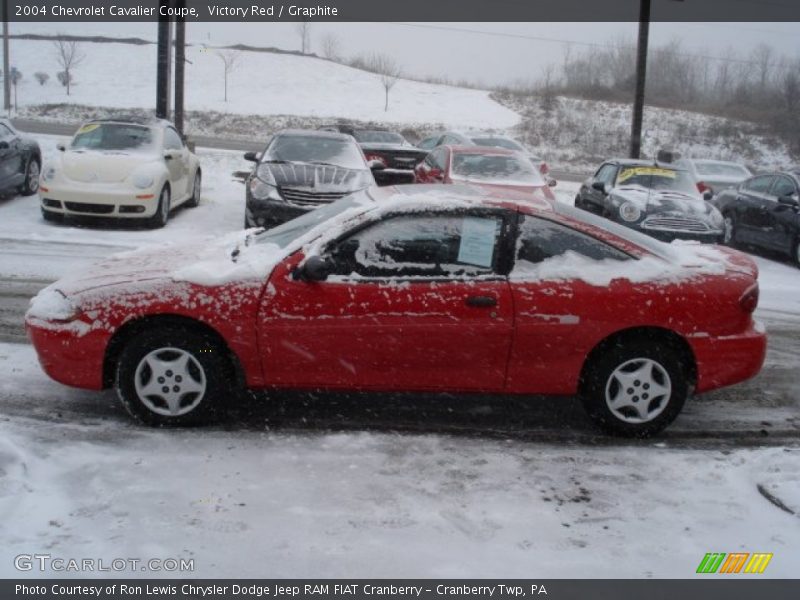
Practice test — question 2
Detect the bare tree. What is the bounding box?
[320,33,341,61]
[295,21,311,54]
[34,72,49,86]
[216,49,241,102]
[369,53,402,112]
[52,38,84,96]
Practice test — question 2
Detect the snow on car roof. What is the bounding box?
[276,128,354,141]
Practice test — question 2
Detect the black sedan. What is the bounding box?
[575,159,724,243]
[0,118,41,197]
[711,170,800,266]
[244,129,378,230]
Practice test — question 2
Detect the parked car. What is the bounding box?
[711,170,800,266]
[466,132,551,176]
[244,129,378,230]
[0,118,42,197]
[319,125,427,185]
[414,145,556,200]
[39,118,201,228]
[416,131,474,151]
[575,159,724,242]
[674,158,752,196]
[26,184,765,437]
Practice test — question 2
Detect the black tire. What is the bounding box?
[148,185,170,229]
[722,213,737,247]
[185,171,201,208]
[574,194,585,210]
[41,208,64,223]
[19,157,40,196]
[579,338,689,437]
[792,238,800,269]
[116,326,230,427]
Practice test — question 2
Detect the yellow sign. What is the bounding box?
[76,123,100,134]
[618,167,676,183]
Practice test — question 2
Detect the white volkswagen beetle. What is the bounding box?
[39,118,201,228]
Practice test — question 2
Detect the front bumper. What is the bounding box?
[40,181,159,219]
[689,320,767,393]
[245,196,312,230]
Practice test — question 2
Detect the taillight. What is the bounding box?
[539,162,550,175]
[739,283,759,313]
[365,153,387,166]
[697,181,710,194]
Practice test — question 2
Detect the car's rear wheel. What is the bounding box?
[185,171,201,208]
[149,185,170,228]
[722,214,737,246]
[580,340,688,437]
[116,327,228,426]
[20,158,40,195]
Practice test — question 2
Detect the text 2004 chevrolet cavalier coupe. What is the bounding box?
[26,185,765,437]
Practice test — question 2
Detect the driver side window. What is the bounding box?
[326,213,503,279]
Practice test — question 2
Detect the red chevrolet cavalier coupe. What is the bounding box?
[26,185,766,436]
[414,145,556,199]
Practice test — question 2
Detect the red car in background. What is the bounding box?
[26,185,765,437]
[415,145,556,200]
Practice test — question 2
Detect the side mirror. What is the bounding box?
[368,159,386,171]
[57,143,66,152]
[592,181,610,194]
[296,255,333,282]
[702,190,713,201]
[547,178,557,188]
[777,194,800,210]
[243,151,260,162]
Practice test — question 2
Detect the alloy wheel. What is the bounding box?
[27,160,40,193]
[133,347,207,417]
[604,357,672,424]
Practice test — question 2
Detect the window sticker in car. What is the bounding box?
[617,167,676,183]
[76,123,100,134]
[457,217,497,268]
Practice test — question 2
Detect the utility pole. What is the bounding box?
[629,0,650,159]
[174,0,186,134]
[2,2,10,114]
[156,1,172,119]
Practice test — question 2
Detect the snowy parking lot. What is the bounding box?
[0,134,798,578]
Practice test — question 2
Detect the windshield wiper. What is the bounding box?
[307,161,342,167]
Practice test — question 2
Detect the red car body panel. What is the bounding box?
[25,186,767,404]
[414,145,556,201]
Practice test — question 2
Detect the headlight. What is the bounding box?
[250,164,282,201]
[619,202,641,222]
[709,207,724,228]
[132,173,155,189]
[42,167,56,181]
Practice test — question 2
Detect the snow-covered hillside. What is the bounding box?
[7,38,519,129]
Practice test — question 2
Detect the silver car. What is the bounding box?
[675,158,752,197]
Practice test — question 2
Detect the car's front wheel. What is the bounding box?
[149,185,170,228]
[580,339,689,437]
[116,326,229,426]
[185,171,201,208]
[20,158,40,196]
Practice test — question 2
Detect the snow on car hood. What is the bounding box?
[613,186,710,216]
[60,150,158,184]
[266,162,371,191]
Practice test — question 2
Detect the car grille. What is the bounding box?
[279,187,347,206]
[641,216,712,233]
[64,202,115,214]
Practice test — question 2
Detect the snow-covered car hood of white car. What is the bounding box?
[59,149,162,184]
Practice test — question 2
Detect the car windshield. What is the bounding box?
[71,123,155,151]
[353,130,405,144]
[450,152,545,185]
[471,137,525,152]
[616,166,698,195]
[254,194,368,248]
[264,135,366,170]
[693,161,750,178]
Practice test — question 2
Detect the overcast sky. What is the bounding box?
[13,21,800,87]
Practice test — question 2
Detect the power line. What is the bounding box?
[386,22,798,71]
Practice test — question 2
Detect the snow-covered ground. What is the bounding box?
[7,38,519,129]
[1,134,798,579]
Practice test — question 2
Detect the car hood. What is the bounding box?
[60,150,158,184]
[265,162,371,191]
[613,186,713,217]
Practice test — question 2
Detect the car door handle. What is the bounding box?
[465,295,497,308]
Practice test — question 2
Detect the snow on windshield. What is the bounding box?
[450,152,544,185]
[71,123,156,152]
[616,166,697,195]
[471,137,525,152]
[265,135,366,170]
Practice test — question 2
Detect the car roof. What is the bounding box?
[277,128,353,141]
[445,145,516,155]
[86,116,170,128]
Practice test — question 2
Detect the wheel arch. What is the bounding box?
[102,313,245,390]
[578,326,698,392]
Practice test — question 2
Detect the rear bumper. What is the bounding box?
[26,317,108,390]
[689,321,767,393]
